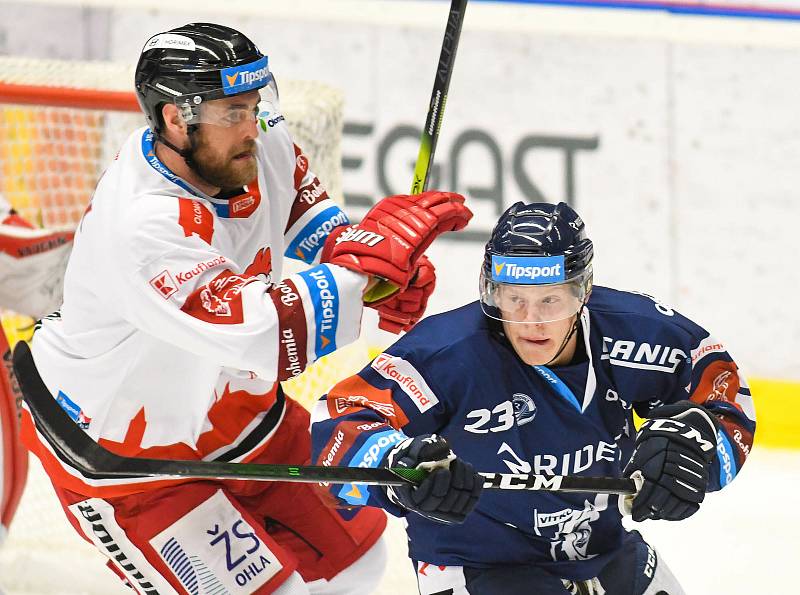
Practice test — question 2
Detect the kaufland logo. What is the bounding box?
[150,270,178,299]
[175,256,227,284]
[371,353,439,413]
[491,255,565,285]
[221,57,271,95]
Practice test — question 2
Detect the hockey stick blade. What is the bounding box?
[12,340,411,487]
[13,341,635,495]
[411,0,468,194]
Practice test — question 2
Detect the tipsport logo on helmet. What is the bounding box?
[220,56,271,95]
[492,255,565,285]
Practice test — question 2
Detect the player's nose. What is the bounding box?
[524,303,546,323]
[242,117,259,140]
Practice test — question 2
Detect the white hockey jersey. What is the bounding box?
[24,121,365,497]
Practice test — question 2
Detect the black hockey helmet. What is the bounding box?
[480,201,594,324]
[135,23,278,135]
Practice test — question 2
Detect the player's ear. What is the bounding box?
[160,103,187,137]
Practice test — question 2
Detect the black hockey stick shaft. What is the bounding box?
[411,0,468,194]
[13,341,635,495]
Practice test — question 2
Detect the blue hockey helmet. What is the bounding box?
[135,23,279,134]
[480,201,593,324]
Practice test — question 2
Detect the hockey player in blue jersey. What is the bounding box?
[311,202,756,595]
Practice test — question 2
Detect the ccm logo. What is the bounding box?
[647,419,715,452]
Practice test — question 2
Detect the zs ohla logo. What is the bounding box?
[207,520,264,572]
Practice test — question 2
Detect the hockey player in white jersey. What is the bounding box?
[312,201,756,595]
[15,23,472,594]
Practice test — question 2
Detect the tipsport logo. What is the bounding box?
[220,56,271,95]
[298,266,339,357]
[56,390,92,429]
[291,208,350,261]
[337,429,406,506]
[491,255,565,285]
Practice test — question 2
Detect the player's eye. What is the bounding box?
[222,108,255,125]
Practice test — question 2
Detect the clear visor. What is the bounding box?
[479,273,589,324]
[174,74,280,128]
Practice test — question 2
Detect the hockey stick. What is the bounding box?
[12,341,636,495]
[361,0,467,303]
[411,0,468,194]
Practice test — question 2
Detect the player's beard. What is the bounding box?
[190,130,257,191]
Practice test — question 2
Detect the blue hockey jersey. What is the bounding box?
[310,287,755,580]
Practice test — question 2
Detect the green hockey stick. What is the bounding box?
[411,0,468,195]
[13,341,636,496]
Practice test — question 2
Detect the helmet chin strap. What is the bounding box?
[156,125,201,174]
[543,306,584,367]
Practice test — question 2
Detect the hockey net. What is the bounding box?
[0,56,371,594]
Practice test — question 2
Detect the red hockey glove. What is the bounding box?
[321,191,470,302]
[375,256,435,334]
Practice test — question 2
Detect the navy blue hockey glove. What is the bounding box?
[562,578,603,595]
[624,401,719,522]
[382,434,483,524]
